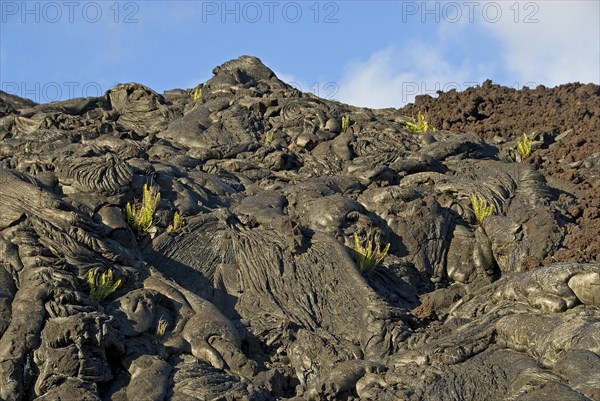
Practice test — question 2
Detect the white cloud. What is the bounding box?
[485,1,600,86]
[333,4,499,109]
[336,44,484,108]
[333,1,599,109]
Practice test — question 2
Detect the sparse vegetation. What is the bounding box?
[88,269,122,300]
[517,132,534,160]
[341,115,350,132]
[191,87,202,101]
[156,316,169,337]
[405,111,435,133]
[126,183,161,238]
[469,194,494,225]
[265,131,274,143]
[353,230,390,274]
[168,211,182,232]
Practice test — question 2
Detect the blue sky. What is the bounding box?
[1,0,599,107]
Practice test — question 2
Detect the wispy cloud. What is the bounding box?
[485,1,600,85]
[336,43,484,108]
[335,1,599,109]
[334,5,496,108]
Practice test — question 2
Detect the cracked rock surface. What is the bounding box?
[0,56,599,400]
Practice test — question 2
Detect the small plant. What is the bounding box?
[341,115,350,132]
[88,269,122,300]
[405,111,435,133]
[265,131,274,143]
[156,316,169,337]
[469,194,494,225]
[126,183,161,238]
[191,87,202,101]
[517,132,534,160]
[353,230,390,274]
[168,211,182,232]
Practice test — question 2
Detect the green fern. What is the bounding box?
[191,87,202,101]
[126,183,161,237]
[353,230,390,274]
[341,116,350,132]
[517,132,534,159]
[156,316,169,337]
[168,211,182,232]
[88,269,122,300]
[469,194,494,225]
[405,111,435,133]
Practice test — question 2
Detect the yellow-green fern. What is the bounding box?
[156,316,169,337]
[341,116,350,132]
[405,111,435,133]
[353,230,390,274]
[469,194,494,225]
[126,183,161,237]
[88,269,122,300]
[517,132,534,159]
[191,87,202,101]
[168,211,182,232]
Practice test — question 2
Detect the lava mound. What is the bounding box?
[0,56,599,401]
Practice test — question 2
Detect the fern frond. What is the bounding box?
[517,132,534,159]
[405,111,435,133]
[88,269,122,300]
[353,230,390,274]
[126,183,160,237]
[469,194,494,225]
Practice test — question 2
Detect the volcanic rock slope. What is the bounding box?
[0,56,599,401]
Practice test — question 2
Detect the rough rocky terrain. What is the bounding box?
[0,56,598,401]
[401,80,600,266]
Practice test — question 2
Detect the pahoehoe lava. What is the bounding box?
[0,55,599,401]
